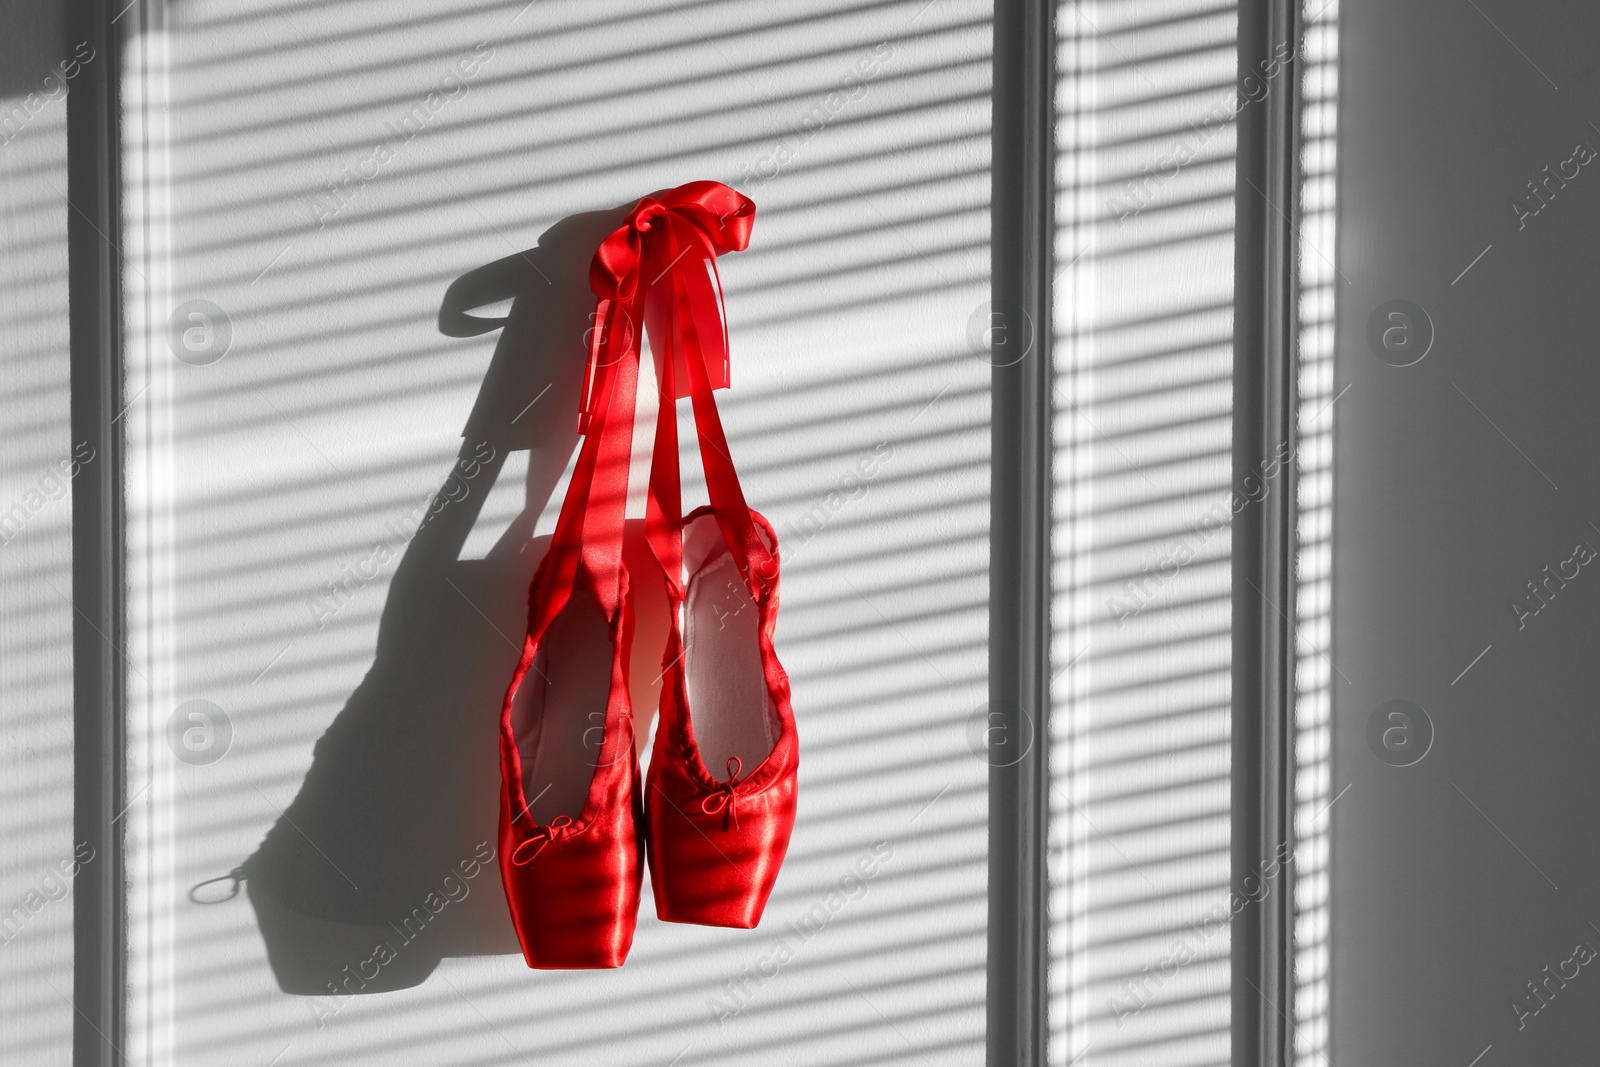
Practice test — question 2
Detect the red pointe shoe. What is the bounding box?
[497,258,643,970]
[631,190,798,928]
[647,506,798,928]
[498,565,642,968]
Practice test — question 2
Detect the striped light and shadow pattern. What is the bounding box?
[0,7,77,1062]
[122,0,991,1063]
[1050,2,1240,1065]
[1293,0,1338,1064]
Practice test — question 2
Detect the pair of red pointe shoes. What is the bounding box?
[495,182,798,969]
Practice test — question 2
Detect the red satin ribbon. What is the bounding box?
[581,181,753,434]
[561,181,775,612]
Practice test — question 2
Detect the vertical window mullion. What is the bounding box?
[67,0,126,1062]
[1230,0,1302,1065]
[988,0,1055,1063]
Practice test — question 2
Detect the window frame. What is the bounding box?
[66,0,1305,1062]
[986,1,1304,1066]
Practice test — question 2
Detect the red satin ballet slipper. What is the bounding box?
[630,191,798,928]
[496,257,644,970]
[646,506,798,929]
[498,564,642,969]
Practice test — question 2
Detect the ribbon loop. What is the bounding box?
[511,814,574,866]
[700,756,744,831]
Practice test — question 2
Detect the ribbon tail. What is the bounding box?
[581,293,645,432]
[578,298,612,435]
[665,222,730,399]
[704,253,733,390]
[642,274,685,597]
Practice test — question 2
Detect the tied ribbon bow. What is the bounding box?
[579,181,754,435]
[701,756,744,831]
[511,815,573,866]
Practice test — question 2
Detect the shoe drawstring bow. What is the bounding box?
[701,757,743,831]
[512,815,573,866]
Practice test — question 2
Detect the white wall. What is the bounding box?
[122,0,991,1064]
[0,2,78,1061]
